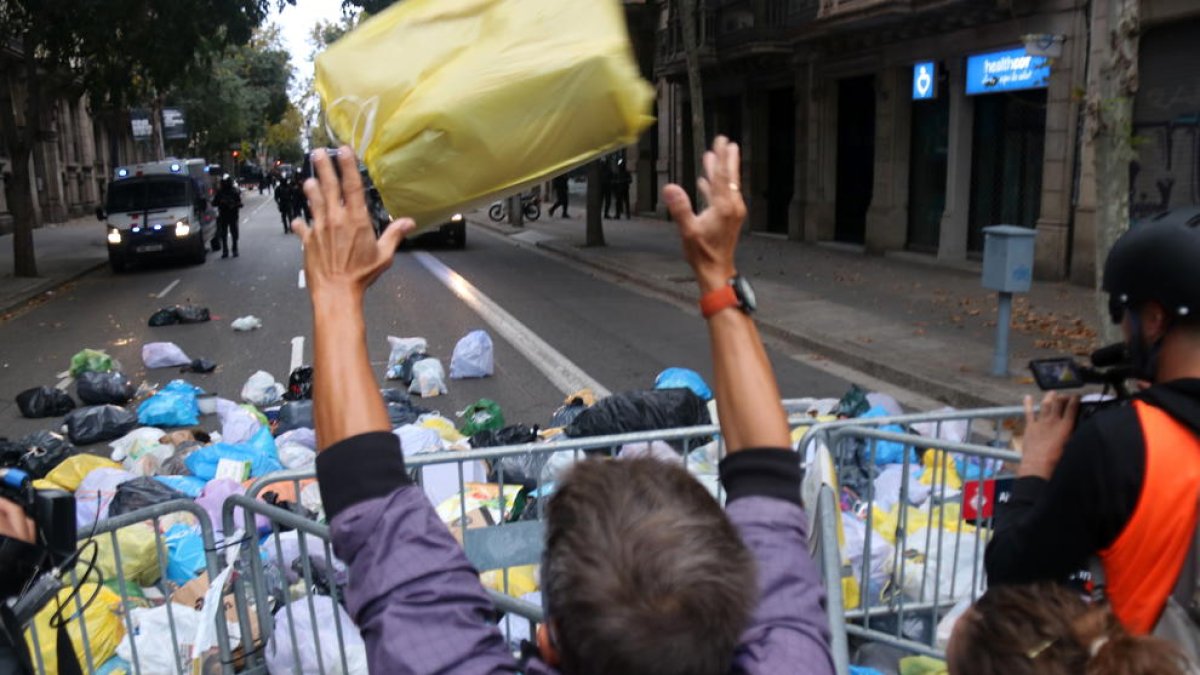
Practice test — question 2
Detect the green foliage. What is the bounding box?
[266,105,306,162]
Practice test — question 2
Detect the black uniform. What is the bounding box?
[275,180,294,233]
[549,174,570,218]
[212,182,242,257]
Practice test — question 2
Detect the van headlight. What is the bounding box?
[107,228,122,245]
[450,213,464,223]
[174,220,191,237]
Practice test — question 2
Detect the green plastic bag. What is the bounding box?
[833,385,871,419]
[70,349,115,377]
[459,399,505,437]
[240,403,269,426]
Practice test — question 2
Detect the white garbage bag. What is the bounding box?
[75,468,135,529]
[892,526,987,605]
[142,342,191,369]
[231,316,263,331]
[117,605,202,674]
[241,371,285,407]
[393,424,444,457]
[266,595,367,675]
[216,398,262,445]
[408,358,447,398]
[911,408,969,444]
[385,336,427,380]
[841,512,895,600]
[276,428,317,450]
[109,427,166,462]
[278,443,317,470]
[872,464,932,511]
[449,330,494,379]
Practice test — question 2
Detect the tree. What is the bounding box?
[678,0,708,208]
[299,12,362,151]
[0,0,289,277]
[1088,0,1139,342]
[587,162,606,247]
[266,105,306,163]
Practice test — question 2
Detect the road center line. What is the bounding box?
[155,279,180,299]
[413,251,610,398]
[290,336,305,373]
[298,270,306,289]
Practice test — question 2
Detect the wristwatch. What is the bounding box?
[700,274,757,319]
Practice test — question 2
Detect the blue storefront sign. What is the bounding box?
[912,61,937,100]
[965,47,1051,95]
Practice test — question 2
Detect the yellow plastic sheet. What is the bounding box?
[25,584,124,672]
[45,455,122,492]
[315,0,654,230]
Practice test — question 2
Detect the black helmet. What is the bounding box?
[1102,221,1200,324]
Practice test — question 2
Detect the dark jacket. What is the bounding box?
[316,432,836,674]
[212,185,242,218]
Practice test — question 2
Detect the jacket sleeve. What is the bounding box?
[317,432,520,675]
[721,449,835,675]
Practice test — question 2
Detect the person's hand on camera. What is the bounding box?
[1019,392,1080,479]
[0,498,35,544]
[663,136,746,294]
[292,147,414,304]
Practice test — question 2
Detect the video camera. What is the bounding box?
[1029,342,1134,423]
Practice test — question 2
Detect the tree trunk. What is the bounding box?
[679,0,708,207]
[1090,0,1139,343]
[586,161,606,247]
[507,194,523,227]
[2,41,44,278]
[151,95,166,161]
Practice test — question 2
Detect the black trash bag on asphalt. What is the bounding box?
[16,386,76,419]
[108,477,189,517]
[380,388,411,405]
[395,352,427,386]
[565,389,710,439]
[0,438,23,468]
[148,307,180,327]
[76,371,136,405]
[181,358,217,374]
[14,431,76,478]
[549,399,588,429]
[276,401,313,435]
[160,440,203,476]
[387,400,431,428]
[471,424,539,449]
[284,366,313,401]
[65,405,138,445]
[175,305,211,324]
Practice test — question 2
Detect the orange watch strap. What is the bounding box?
[700,284,738,319]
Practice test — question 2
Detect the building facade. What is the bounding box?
[646,0,1200,283]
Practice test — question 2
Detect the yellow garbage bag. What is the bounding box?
[919,449,963,492]
[315,0,654,230]
[91,522,162,588]
[420,415,465,443]
[32,478,67,491]
[25,583,124,672]
[900,655,949,675]
[481,564,539,597]
[45,455,122,492]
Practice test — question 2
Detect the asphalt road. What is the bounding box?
[0,191,852,448]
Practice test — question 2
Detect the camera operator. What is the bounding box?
[986,221,1200,640]
[0,497,37,673]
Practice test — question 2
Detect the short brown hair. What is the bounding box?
[543,457,756,675]
[947,583,1189,675]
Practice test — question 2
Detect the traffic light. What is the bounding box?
[232,150,240,159]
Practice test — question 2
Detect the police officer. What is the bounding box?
[274,172,294,234]
[987,222,1200,642]
[212,174,242,258]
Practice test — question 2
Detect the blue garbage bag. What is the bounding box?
[849,667,886,675]
[154,474,208,498]
[860,406,917,466]
[137,391,199,427]
[161,379,205,396]
[164,524,206,584]
[184,427,283,480]
[654,367,713,401]
[956,454,1001,481]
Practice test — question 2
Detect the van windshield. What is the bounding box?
[105,177,190,213]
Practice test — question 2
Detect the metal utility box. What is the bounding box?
[982,225,1036,293]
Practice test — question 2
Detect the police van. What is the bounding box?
[97,159,217,272]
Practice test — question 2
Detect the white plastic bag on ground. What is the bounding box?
[385,336,427,380]
[394,424,444,457]
[841,512,895,601]
[278,443,316,470]
[231,316,263,331]
[109,427,166,462]
[216,398,262,445]
[266,595,367,675]
[892,526,987,605]
[117,605,201,674]
[866,392,904,417]
[408,358,447,398]
[872,464,932,511]
[420,460,488,509]
[142,342,191,369]
[76,468,135,529]
[449,330,494,379]
[241,371,285,407]
[911,408,969,444]
[276,428,316,450]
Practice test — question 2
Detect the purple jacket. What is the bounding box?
[317,433,835,674]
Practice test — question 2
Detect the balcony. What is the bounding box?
[656,0,817,74]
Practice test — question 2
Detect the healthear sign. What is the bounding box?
[912,61,937,100]
[965,47,1050,96]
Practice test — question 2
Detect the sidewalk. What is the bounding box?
[471,209,1104,408]
[0,217,108,317]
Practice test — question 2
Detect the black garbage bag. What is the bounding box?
[181,358,217,374]
[65,405,138,445]
[148,308,180,327]
[161,440,203,476]
[0,438,24,468]
[488,452,549,490]
[833,385,871,418]
[565,389,710,439]
[76,371,136,405]
[14,431,76,478]
[387,400,430,427]
[471,424,539,449]
[16,386,76,419]
[380,388,411,405]
[396,352,427,386]
[108,477,189,517]
[549,399,588,428]
[276,401,313,435]
[284,366,313,401]
[175,305,211,324]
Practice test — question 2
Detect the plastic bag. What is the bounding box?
[65,405,138,445]
[549,390,592,428]
[77,371,136,405]
[276,401,313,435]
[196,479,247,536]
[314,0,653,230]
[148,307,180,326]
[142,341,192,369]
[109,427,166,461]
[182,357,217,374]
[418,414,465,443]
[69,348,115,377]
[160,441,203,476]
[488,452,548,489]
[216,398,262,445]
[155,474,208,498]
[109,476,189,517]
[458,399,505,437]
[175,304,211,323]
[449,330,494,379]
[45,454,121,491]
[834,385,872,418]
[241,371,285,407]
[16,386,76,418]
[394,424,444,457]
[231,315,263,331]
[279,443,317,470]
[137,391,200,427]
[116,605,201,673]
[94,522,162,587]
[266,595,368,674]
[471,424,538,449]
[75,467,134,529]
[164,524,207,585]
[25,584,124,672]
[12,431,76,478]
[380,387,411,404]
[654,367,713,401]
[566,389,711,438]
[276,428,317,451]
[185,428,283,480]
[860,406,916,466]
[408,358,447,397]
[284,365,314,401]
[385,336,427,380]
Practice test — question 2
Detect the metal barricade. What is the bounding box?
[25,499,233,675]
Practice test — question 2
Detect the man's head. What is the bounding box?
[539,457,755,675]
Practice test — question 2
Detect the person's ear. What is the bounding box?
[536,623,561,667]
[1141,302,1170,343]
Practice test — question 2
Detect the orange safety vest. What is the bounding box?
[1100,400,1200,634]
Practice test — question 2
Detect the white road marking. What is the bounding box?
[155,279,181,299]
[56,376,74,391]
[290,336,305,372]
[413,251,610,398]
[298,270,306,289]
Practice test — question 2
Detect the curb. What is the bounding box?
[469,218,1017,408]
[0,259,107,318]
